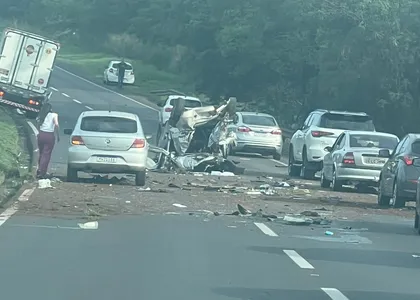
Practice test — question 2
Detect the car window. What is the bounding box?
[111,62,133,70]
[349,134,398,150]
[302,113,314,129]
[337,134,346,149]
[320,113,375,131]
[80,116,137,133]
[169,99,202,108]
[242,115,277,126]
[391,137,406,156]
[411,140,420,155]
[332,134,344,151]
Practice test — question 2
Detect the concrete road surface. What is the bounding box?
[2,66,420,300]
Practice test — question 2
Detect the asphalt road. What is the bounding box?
[2,67,420,300]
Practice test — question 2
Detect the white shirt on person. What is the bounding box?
[39,112,58,133]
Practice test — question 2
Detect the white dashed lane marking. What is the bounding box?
[73,99,82,104]
[85,106,93,110]
[61,93,70,98]
[254,222,278,237]
[50,87,58,91]
[283,250,315,269]
[270,158,287,166]
[321,288,350,300]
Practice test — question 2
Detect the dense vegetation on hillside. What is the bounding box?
[2,0,420,134]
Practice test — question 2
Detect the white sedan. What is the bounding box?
[103,60,135,85]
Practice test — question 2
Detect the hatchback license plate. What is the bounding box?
[365,158,385,164]
[96,157,117,163]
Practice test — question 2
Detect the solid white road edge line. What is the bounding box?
[56,66,159,112]
[0,206,18,227]
[254,222,278,237]
[27,121,39,136]
[283,250,315,269]
[61,93,70,98]
[73,99,82,104]
[85,105,93,110]
[321,288,350,300]
[270,158,288,166]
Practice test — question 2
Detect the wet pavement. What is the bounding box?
[1,66,420,300]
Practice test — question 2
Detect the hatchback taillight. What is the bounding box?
[131,138,145,148]
[71,136,84,145]
[342,152,355,164]
[403,155,414,165]
[0,91,4,97]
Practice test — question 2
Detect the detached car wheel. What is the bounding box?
[135,171,146,186]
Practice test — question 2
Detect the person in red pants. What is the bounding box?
[36,103,60,178]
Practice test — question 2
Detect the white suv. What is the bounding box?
[288,109,376,179]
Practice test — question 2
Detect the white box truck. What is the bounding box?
[0,28,60,119]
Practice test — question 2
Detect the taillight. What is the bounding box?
[403,155,413,165]
[109,68,113,73]
[238,126,251,133]
[271,129,282,135]
[131,138,145,148]
[342,152,355,164]
[311,131,334,137]
[0,91,4,97]
[71,136,84,145]
[164,107,173,112]
[28,99,39,106]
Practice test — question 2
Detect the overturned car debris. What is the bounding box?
[149,97,243,174]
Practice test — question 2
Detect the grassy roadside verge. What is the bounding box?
[57,46,195,104]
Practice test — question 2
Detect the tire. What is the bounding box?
[377,179,390,207]
[320,171,331,188]
[135,170,146,186]
[391,182,405,208]
[66,166,78,182]
[331,168,342,191]
[273,152,281,160]
[300,148,316,180]
[288,146,301,177]
[415,211,419,230]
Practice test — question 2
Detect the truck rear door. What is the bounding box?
[0,29,59,94]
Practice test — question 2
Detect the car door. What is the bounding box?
[324,133,345,180]
[294,113,314,161]
[382,136,407,196]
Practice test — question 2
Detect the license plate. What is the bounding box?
[96,157,117,163]
[365,158,385,164]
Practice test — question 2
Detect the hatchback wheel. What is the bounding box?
[377,179,391,207]
[331,168,342,191]
[300,149,316,180]
[390,182,405,208]
[320,171,331,188]
[135,170,146,186]
[287,147,300,177]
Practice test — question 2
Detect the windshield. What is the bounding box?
[169,98,202,108]
[350,134,398,149]
[80,116,137,133]
[112,62,133,70]
[320,114,375,131]
[242,115,277,126]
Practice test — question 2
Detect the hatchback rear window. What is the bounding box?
[169,98,202,108]
[411,141,420,154]
[242,115,277,126]
[320,113,375,131]
[81,116,137,133]
[350,134,398,149]
[111,63,133,70]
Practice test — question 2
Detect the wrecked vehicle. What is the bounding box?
[149,97,242,174]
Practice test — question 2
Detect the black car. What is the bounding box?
[377,134,420,208]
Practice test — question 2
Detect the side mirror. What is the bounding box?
[413,158,420,167]
[324,146,332,152]
[378,149,390,158]
[145,135,152,140]
[63,129,73,135]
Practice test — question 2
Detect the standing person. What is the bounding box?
[116,59,127,89]
[36,103,60,178]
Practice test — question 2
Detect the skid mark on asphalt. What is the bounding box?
[284,249,315,269]
[321,288,350,300]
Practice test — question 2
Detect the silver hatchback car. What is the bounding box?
[64,110,149,186]
[228,112,283,160]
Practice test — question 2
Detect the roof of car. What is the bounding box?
[239,112,275,118]
[167,95,201,101]
[110,60,133,66]
[314,109,369,116]
[345,131,398,138]
[80,110,138,120]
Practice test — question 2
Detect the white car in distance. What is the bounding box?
[103,60,135,85]
[64,110,150,186]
